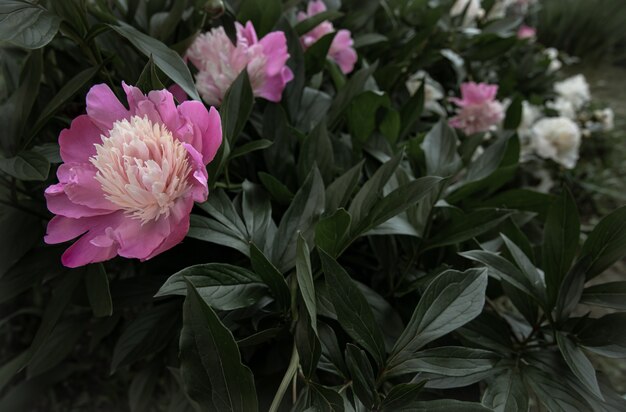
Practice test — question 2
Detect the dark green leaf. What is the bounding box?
[309,382,345,412]
[110,22,200,101]
[328,63,378,127]
[399,81,425,139]
[0,151,49,181]
[237,0,281,36]
[502,234,546,302]
[188,214,250,256]
[320,250,386,367]
[155,264,267,311]
[503,96,523,130]
[580,282,626,310]
[296,234,317,331]
[482,368,528,412]
[85,263,112,317]
[297,120,334,183]
[249,243,290,310]
[426,210,511,250]
[325,161,363,211]
[543,188,580,305]
[422,120,461,177]
[304,32,336,75]
[388,269,488,369]
[229,139,273,160]
[0,1,60,49]
[258,172,294,205]
[221,69,254,144]
[345,344,378,408]
[296,307,321,378]
[380,382,425,411]
[295,10,343,35]
[394,399,492,412]
[578,205,626,279]
[315,208,351,257]
[111,302,179,372]
[180,281,258,412]
[27,321,83,378]
[0,207,43,278]
[524,365,590,411]
[578,313,626,357]
[556,332,603,400]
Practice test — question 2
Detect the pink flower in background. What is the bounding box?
[449,82,505,135]
[517,25,536,40]
[187,21,293,106]
[297,0,357,74]
[44,83,222,267]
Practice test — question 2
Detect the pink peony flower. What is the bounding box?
[186,21,293,106]
[44,83,222,267]
[297,0,357,74]
[449,82,505,135]
[517,25,536,40]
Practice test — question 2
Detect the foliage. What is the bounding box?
[0,0,625,411]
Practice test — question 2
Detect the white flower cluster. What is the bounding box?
[518,74,614,170]
[405,71,446,116]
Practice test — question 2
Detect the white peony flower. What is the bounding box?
[546,97,576,119]
[544,48,562,73]
[595,108,615,131]
[451,0,485,26]
[406,71,445,115]
[517,101,543,161]
[554,74,591,110]
[530,117,582,169]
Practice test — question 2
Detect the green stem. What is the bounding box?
[269,344,300,412]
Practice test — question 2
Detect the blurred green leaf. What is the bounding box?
[85,264,113,317]
[578,205,626,279]
[0,1,60,49]
[221,69,254,143]
[237,0,281,37]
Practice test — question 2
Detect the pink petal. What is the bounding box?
[142,198,193,260]
[330,30,357,74]
[236,21,259,46]
[168,84,188,103]
[61,228,118,268]
[259,32,290,76]
[57,163,117,211]
[148,89,180,132]
[59,115,103,164]
[183,143,209,202]
[45,215,93,244]
[86,84,129,131]
[308,0,327,15]
[45,183,113,218]
[177,102,222,164]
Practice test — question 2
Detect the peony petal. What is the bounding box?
[183,143,209,202]
[57,163,117,210]
[142,198,193,260]
[86,84,129,131]
[149,89,179,131]
[45,183,113,218]
[61,229,118,268]
[168,84,188,103]
[177,102,222,164]
[114,214,172,260]
[59,115,104,163]
[45,215,93,244]
[259,32,290,75]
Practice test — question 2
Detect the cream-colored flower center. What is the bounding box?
[90,116,192,223]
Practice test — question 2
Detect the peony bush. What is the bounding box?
[1,0,625,411]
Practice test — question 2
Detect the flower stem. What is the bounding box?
[269,344,299,412]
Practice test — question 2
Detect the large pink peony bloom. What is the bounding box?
[44,83,222,267]
[186,21,293,106]
[297,0,357,74]
[449,82,505,135]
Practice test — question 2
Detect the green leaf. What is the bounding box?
[422,120,461,177]
[27,321,83,378]
[229,139,273,160]
[109,22,200,101]
[0,351,29,393]
[328,63,378,127]
[482,368,528,412]
[524,365,590,411]
[135,55,165,93]
[271,166,325,272]
[221,69,254,144]
[237,0,281,36]
[320,250,387,367]
[249,243,290,310]
[580,281,626,310]
[577,313,626,357]
[111,302,179,372]
[315,208,351,257]
[295,307,321,378]
[394,400,492,412]
[345,344,378,408]
[297,120,334,183]
[543,188,580,306]
[387,346,499,380]
[258,172,294,205]
[0,1,60,49]
[304,32,336,75]
[0,207,43,278]
[347,151,402,225]
[426,209,511,250]
[479,188,554,219]
[399,82,425,139]
[296,234,317,332]
[155,264,267,311]
[241,181,274,250]
[379,382,425,411]
[33,66,99,133]
[388,269,488,369]
[309,382,345,412]
[346,91,390,144]
[188,214,250,256]
[556,332,603,400]
[503,96,523,130]
[501,234,546,302]
[129,362,161,412]
[0,151,49,181]
[85,263,113,317]
[578,205,626,279]
[180,281,258,412]
[325,161,363,211]
[295,10,343,35]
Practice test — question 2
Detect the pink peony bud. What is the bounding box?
[186,21,294,106]
[449,82,505,135]
[297,0,357,74]
[517,25,536,40]
[44,83,222,267]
